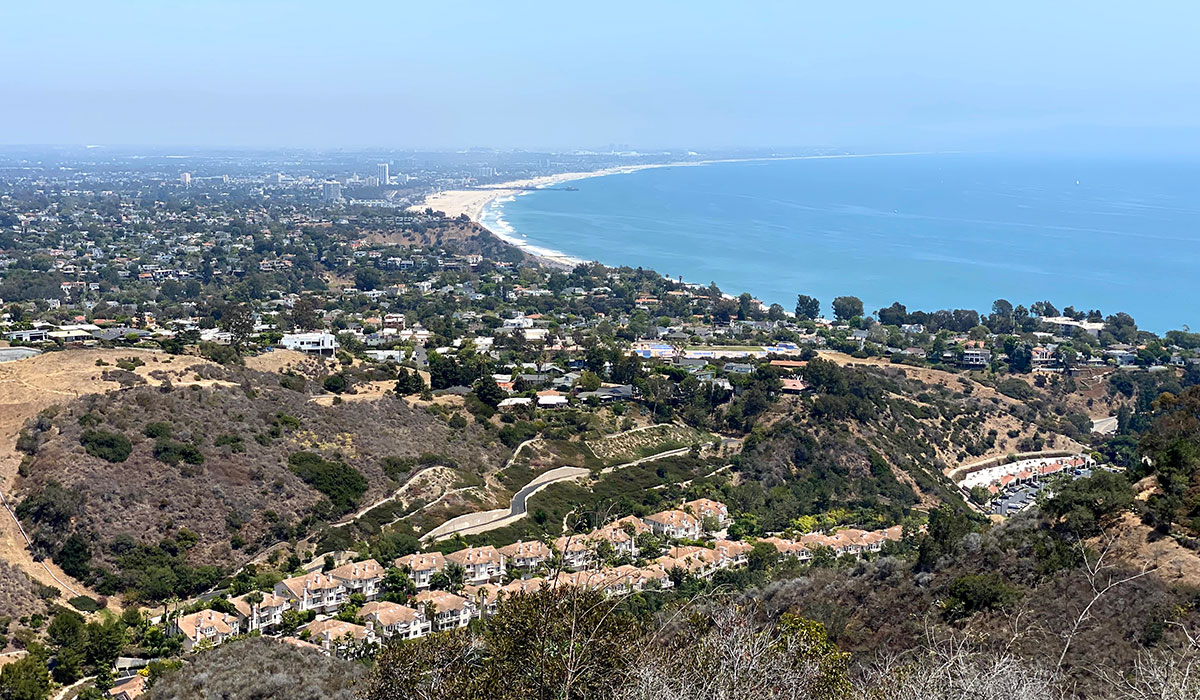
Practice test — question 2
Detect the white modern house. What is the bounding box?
[280,331,339,355]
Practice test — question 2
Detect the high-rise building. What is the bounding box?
[180,172,191,186]
[376,163,389,185]
[321,181,342,202]
[271,173,284,185]
[366,176,380,187]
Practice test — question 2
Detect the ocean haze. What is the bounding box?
[2,2,1199,151]
[487,153,1200,332]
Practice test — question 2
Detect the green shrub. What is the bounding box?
[944,573,1018,621]
[323,374,348,394]
[116,356,145,371]
[80,430,132,462]
[67,595,102,613]
[143,421,173,439]
[199,341,243,365]
[279,374,307,392]
[996,378,1036,401]
[153,439,205,466]
[288,452,367,515]
[214,433,245,452]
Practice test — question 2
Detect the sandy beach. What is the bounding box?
[414,152,935,223]
[415,152,937,268]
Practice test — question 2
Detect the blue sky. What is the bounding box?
[2,1,1198,150]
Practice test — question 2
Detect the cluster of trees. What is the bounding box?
[287,451,369,516]
[0,606,179,700]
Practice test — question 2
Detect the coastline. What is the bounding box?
[415,151,937,269]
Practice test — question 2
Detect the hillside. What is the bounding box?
[145,636,364,700]
[12,362,510,601]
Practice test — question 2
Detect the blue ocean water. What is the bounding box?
[482,153,1200,332]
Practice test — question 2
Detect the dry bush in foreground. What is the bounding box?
[145,636,363,700]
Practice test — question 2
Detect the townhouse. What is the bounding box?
[301,619,373,654]
[681,498,730,527]
[395,552,446,589]
[174,610,241,652]
[274,571,346,614]
[414,590,475,631]
[586,515,648,558]
[445,545,506,585]
[462,583,504,618]
[643,509,702,539]
[328,558,385,601]
[498,540,551,572]
[360,601,429,640]
[759,536,813,562]
[553,535,595,571]
[231,592,289,633]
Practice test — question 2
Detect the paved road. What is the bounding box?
[422,466,590,541]
[1092,416,1119,435]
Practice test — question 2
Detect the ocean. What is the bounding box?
[480,153,1200,332]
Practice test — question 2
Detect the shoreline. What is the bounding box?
[415,151,939,269]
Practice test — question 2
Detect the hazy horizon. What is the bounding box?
[4,2,1200,153]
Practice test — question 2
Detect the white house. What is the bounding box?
[445,546,506,585]
[274,571,347,614]
[174,610,241,652]
[280,331,338,355]
[396,552,445,589]
[643,509,702,539]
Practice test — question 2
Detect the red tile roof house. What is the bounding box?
[395,552,446,589]
[587,515,649,558]
[274,572,347,614]
[445,545,507,585]
[660,546,723,578]
[301,619,373,654]
[173,609,241,652]
[554,535,596,571]
[502,577,548,596]
[634,564,674,591]
[643,509,702,539]
[498,540,551,571]
[328,558,385,601]
[360,601,429,640]
[462,583,505,618]
[681,498,731,527]
[758,536,813,562]
[712,539,754,567]
[231,592,290,632]
[108,674,147,700]
[414,590,476,631]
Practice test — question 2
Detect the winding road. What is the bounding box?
[421,465,590,541]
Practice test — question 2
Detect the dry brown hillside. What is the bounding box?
[7,354,510,602]
[0,348,222,603]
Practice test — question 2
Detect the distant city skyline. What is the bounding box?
[3,2,1199,153]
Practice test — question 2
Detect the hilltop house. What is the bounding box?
[280,331,338,355]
